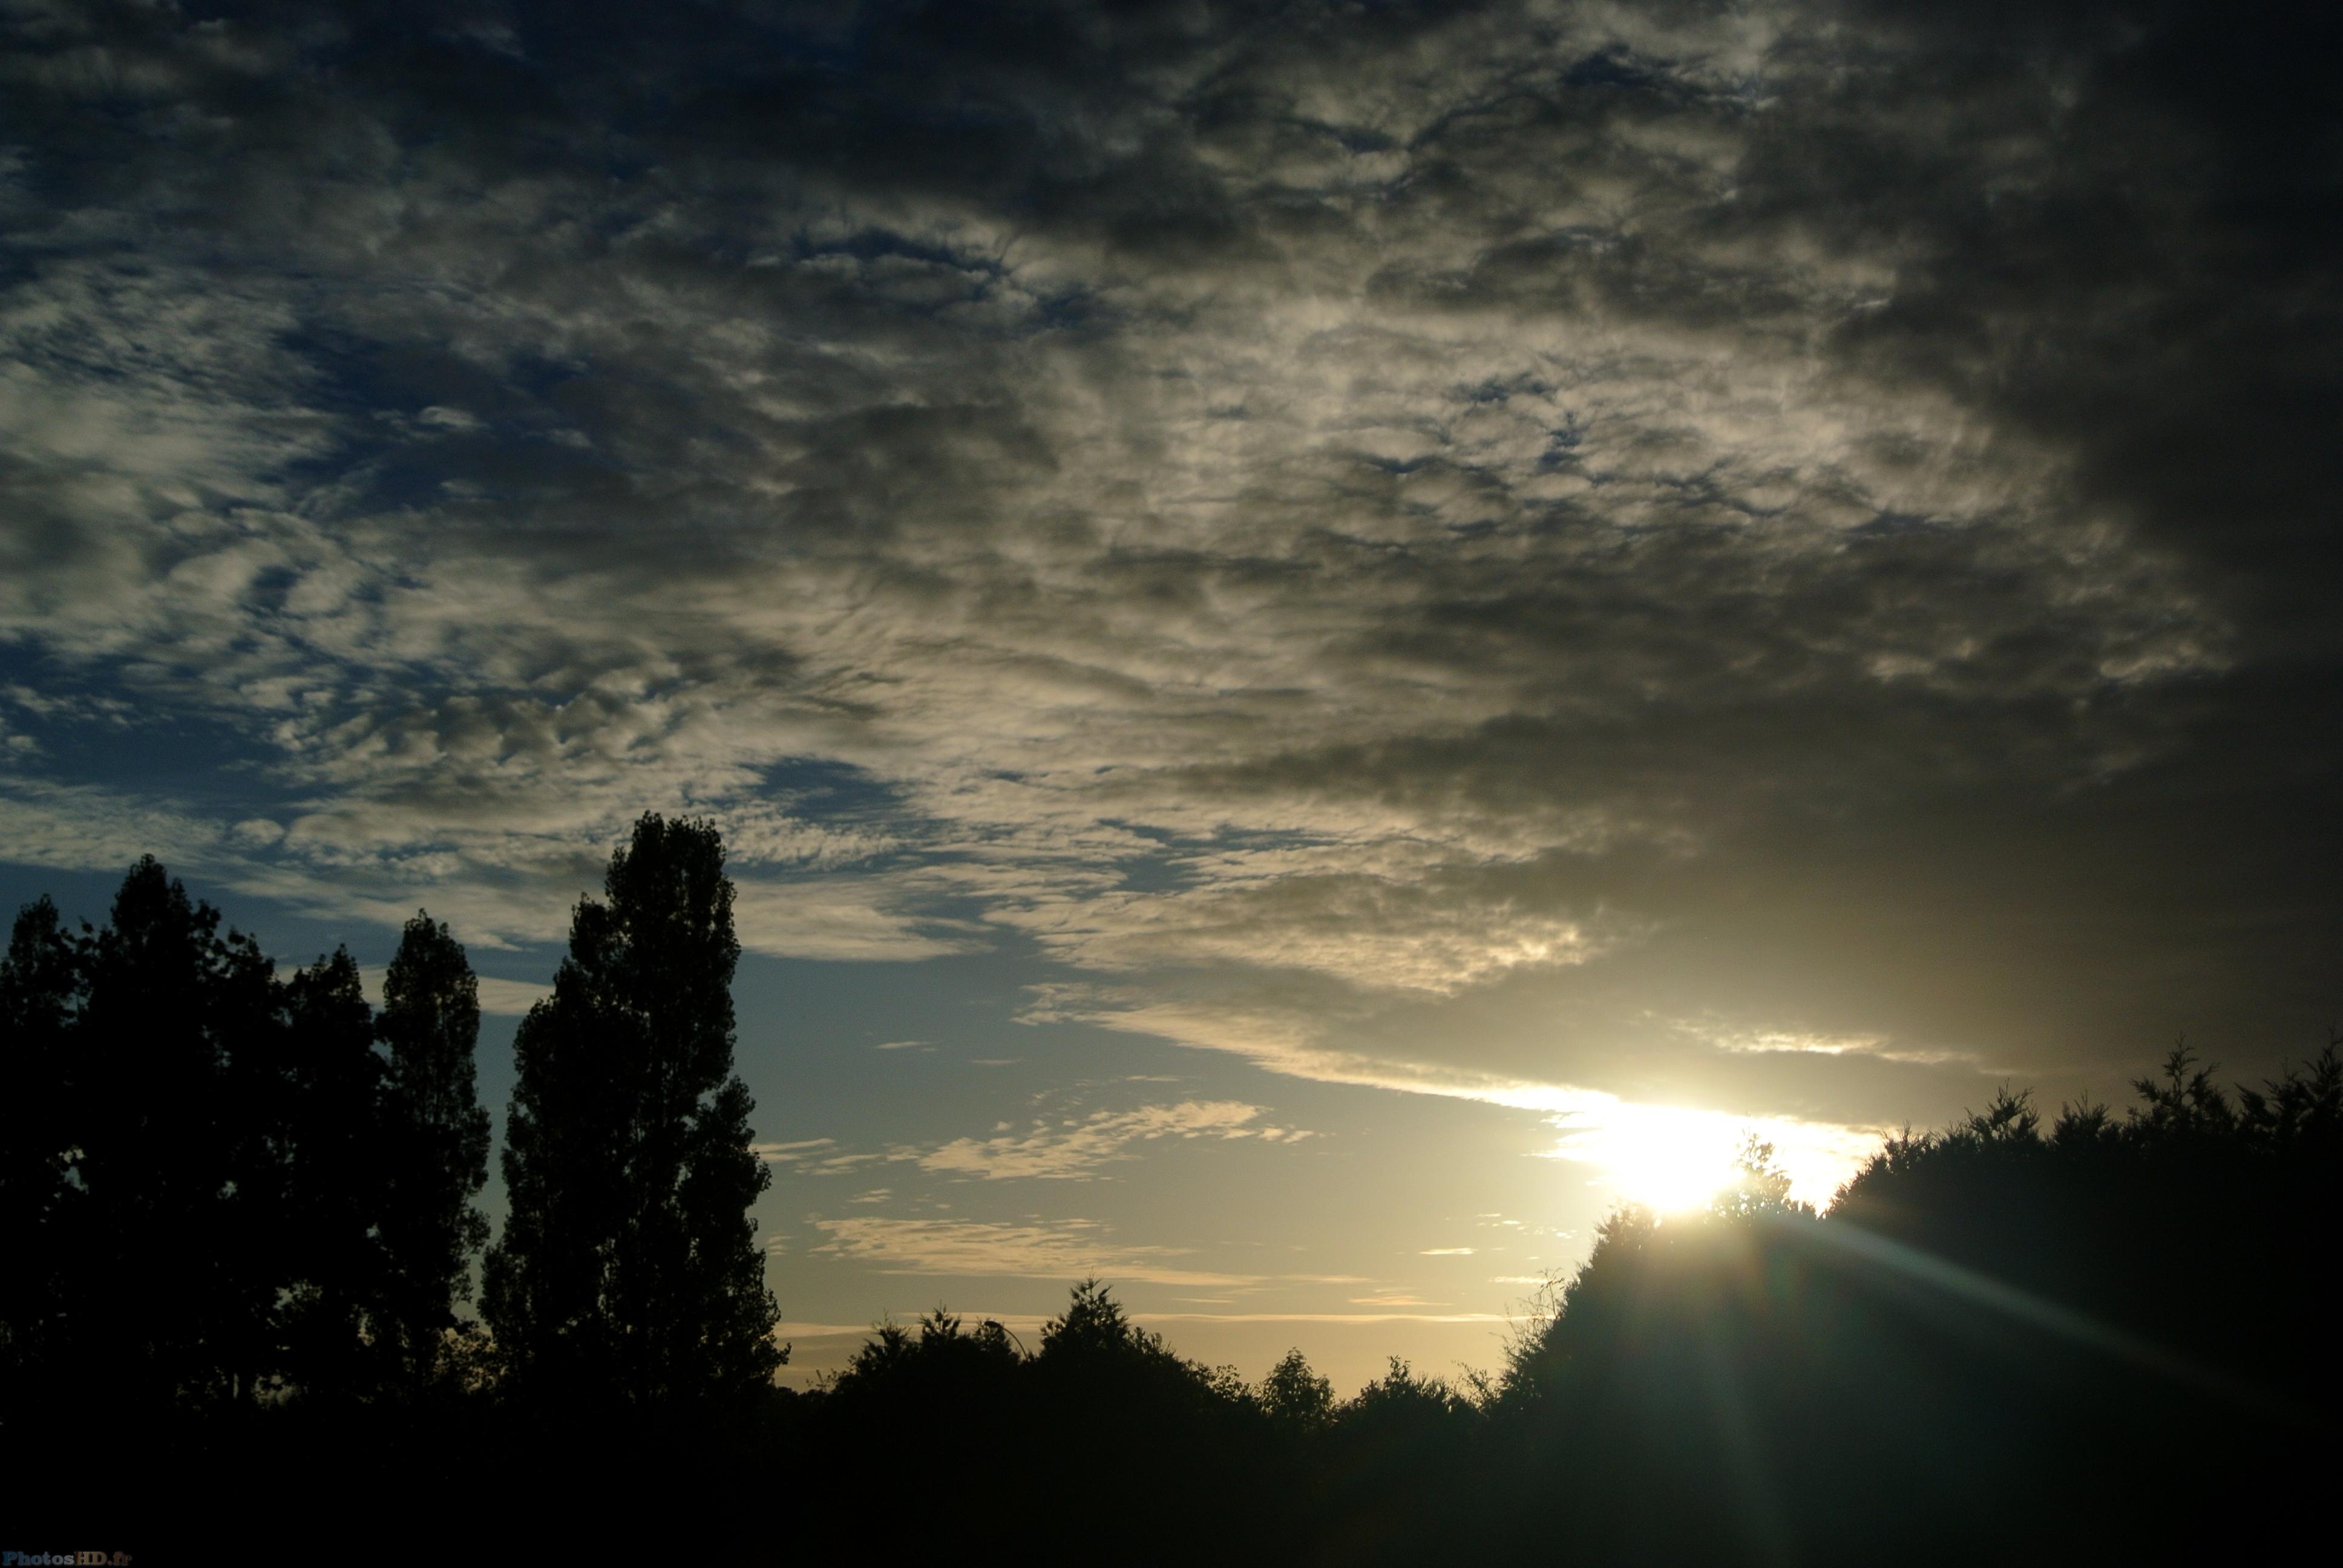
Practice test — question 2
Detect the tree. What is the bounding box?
[71,858,281,1406]
[275,946,390,1400]
[483,814,781,1405]
[1708,1135,1811,1221]
[1038,1278,1164,1366]
[1259,1347,1335,1430]
[5,870,405,1411]
[0,896,82,1411]
[372,912,491,1396]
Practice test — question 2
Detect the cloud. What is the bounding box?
[1,0,2336,1137]
[918,1099,1303,1180]
[730,875,986,963]
[809,1214,1257,1288]
[358,968,549,1018]
[752,1138,837,1164]
[1132,1312,1508,1325]
[796,1149,922,1179]
[471,976,551,1017]
[989,861,1618,995]
[781,1099,1315,1185]
[0,779,235,875]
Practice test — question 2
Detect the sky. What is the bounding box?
[3,0,2338,1393]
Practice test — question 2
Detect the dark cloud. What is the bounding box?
[2,0,2336,1140]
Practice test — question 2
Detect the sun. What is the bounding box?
[1562,1101,1751,1214]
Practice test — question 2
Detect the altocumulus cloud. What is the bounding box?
[919,1099,1308,1181]
[2,1,2338,1132]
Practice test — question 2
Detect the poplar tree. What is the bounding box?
[484,814,781,1405]
[275,946,388,1399]
[372,911,491,1394]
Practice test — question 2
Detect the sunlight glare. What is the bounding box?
[1565,1102,1750,1213]
[1537,1094,1883,1214]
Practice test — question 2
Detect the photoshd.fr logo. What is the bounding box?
[2,1553,129,1566]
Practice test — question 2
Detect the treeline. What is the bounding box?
[793,1054,2343,1564]
[1,860,493,1413]
[5,826,2339,1563]
[0,813,778,1424]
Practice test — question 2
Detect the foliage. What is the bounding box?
[483,812,782,1406]
[0,896,79,1401]
[67,858,283,1406]
[1259,1346,1336,1429]
[0,861,491,1416]
[373,912,494,1395]
[273,945,388,1401]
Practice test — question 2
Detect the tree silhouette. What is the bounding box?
[483,814,782,1406]
[71,859,283,1406]
[2128,1041,2237,1140]
[13,848,2341,1564]
[4,869,409,1411]
[2236,1033,2343,1151]
[274,946,386,1402]
[1038,1276,1162,1365]
[371,912,491,1396]
[0,895,80,1411]
[1259,1347,1335,1430]
[1709,1135,1810,1221]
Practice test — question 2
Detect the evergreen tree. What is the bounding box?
[484,814,781,1405]
[372,911,491,1396]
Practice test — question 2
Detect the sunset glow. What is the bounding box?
[1542,1097,1881,1215]
[1568,1103,1752,1214]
